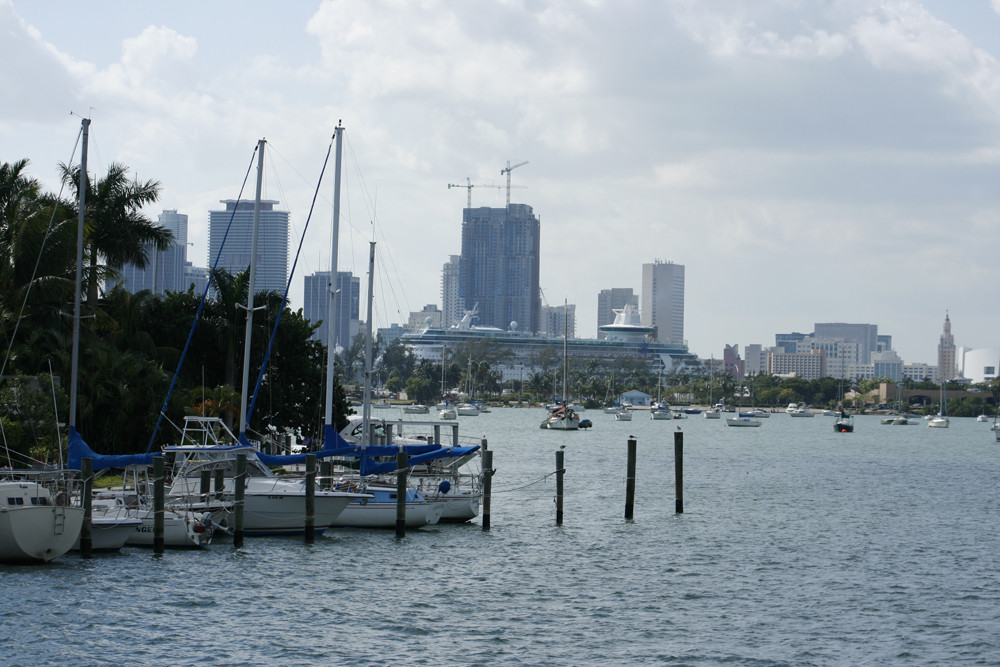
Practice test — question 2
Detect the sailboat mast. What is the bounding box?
[562,299,568,403]
[360,241,376,448]
[323,123,344,427]
[69,117,89,430]
[238,139,265,438]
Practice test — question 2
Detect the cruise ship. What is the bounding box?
[401,305,697,381]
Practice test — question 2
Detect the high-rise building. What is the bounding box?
[937,312,957,381]
[441,255,462,328]
[541,303,576,338]
[813,323,878,364]
[458,204,540,332]
[208,199,289,293]
[303,271,360,350]
[117,209,189,295]
[596,288,637,339]
[641,260,685,344]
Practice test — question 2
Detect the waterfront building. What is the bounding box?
[724,344,744,381]
[902,362,938,383]
[596,288,637,339]
[303,271,360,349]
[458,204,540,332]
[116,209,189,295]
[937,313,957,381]
[641,260,684,344]
[441,255,462,328]
[208,199,289,293]
[744,344,768,375]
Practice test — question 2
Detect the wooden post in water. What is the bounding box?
[200,469,211,501]
[433,424,441,445]
[674,430,684,514]
[395,451,409,538]
[451,423,459,446]
[233,453,246,548]
[153,456,165,554]
[320,460,332,490]
[481,450,493,531]
[214,469,224,502]
[625,437,637,520]
[305,454,316,543]
[555,448,564,526]
[80,457,93,558]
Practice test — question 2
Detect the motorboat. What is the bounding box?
[787,403,814,417]
[541,403,581,430]
[650,404,672,420]
[726,416,761,427]
[402,404,430,414]
[455,403,480,416]
[704,404,722,420]
[0,470,84,564]
[439,407,457,420]
[613,408,633,421]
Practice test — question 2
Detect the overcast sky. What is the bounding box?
[4,0,1000,366]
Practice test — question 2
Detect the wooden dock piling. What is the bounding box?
[555,449,565,526]
[482,450,493,531]
[80,457,93,558]
[305,453,316,543]
[233,453,246,548]
[395,452,408,538]
[625,437,637,520]
[153,456,165,554]
[674,430,684,514]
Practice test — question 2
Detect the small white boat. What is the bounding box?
[976,414,990,422]
[613,408,632,421]
[90,494,219,549]
[992,423,1000,441]
[650,406,672,420]
[726,416,762,427]
[455,403,480,416]
[787,403,814,417]
[540,404,581,430]
[439,407,457,420]
[330,482,444,528]
[402,404,430,414]
[927,416,949,429]
[0,472,85,564]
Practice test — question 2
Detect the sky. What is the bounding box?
[3,0,1000,366]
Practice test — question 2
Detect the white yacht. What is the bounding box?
[0,471,84,564]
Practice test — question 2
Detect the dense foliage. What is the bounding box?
[0,158,351,466]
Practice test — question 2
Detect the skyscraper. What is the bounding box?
[208,199,289,293]
[303,271,360,350]
[596,288,637,339]
[937,312,957,381]
[117,209,190,295]
[641,260,685,344]
[441,255,462,328]
[813,323,879,364]
[458,204,540,332]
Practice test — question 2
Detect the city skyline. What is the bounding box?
[5,1,1000,365]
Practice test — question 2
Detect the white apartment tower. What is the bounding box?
[441,255,462,328]
[641,260,685,344]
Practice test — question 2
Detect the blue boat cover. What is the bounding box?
[68,427,156,472]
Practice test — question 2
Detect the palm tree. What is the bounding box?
[58,162,172,305]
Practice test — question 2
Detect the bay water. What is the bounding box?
[3,409,999,666]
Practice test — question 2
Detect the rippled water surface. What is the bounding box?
[4,410,1000,666]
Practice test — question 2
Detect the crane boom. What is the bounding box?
[449,176,524,209]
[500,160,529,208]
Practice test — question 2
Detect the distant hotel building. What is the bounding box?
[596,288,637,339]
[208,199,289,293]
[302,271,360,349]
[641,260,684,344]
[540,303,576,338]
[458,204,540,332]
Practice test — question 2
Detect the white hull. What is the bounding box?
[613,411,632,421]
[332,499,444,528]
[0,504,84,564]
[928,417,950,429]
[703,411,721,419]
[120,507,217,549]
[73,514,143,552]
[650,410,672,420]
[540,416,580,430]
[726,417,762,427]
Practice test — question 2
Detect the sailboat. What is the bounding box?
[650,371,672,420]
[834,379,854,432]
[540,300,581,430]
[928,379,950,428]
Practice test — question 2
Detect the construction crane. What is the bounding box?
[448,176,524,208]
[500,160,529,208]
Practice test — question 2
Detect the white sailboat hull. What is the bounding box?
[0,501,84,564]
